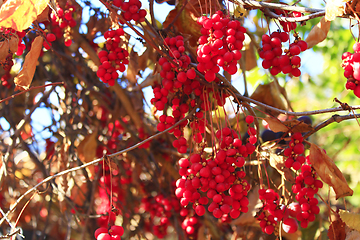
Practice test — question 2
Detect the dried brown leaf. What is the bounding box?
[264,118,313,133]
[328,218,346,240]
[14,36,43,91]
[0,0,50,31]
[127,48,139,83]
[340,209,360,232]
[244,41,257,71]
[36,5,49,22]
[163,0,221,47]
[269,153,295,182]
[197,225,206,240]
[77,131,98,179]
[69,174,88,207]
[250,82,286,115]
[0,33,18,61]
[305,17,331,49]
[309,143,353,199]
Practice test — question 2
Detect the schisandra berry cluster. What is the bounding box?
[259,32,307,77]
[197,10,246,81]
[97,28,129,86]
[95,225,124,240]
[49,3,75,47]
[284,132,305,170]
[175,116,256,220]
[256,131,323,235]
[292,162,323,228]
[112,0,147,22]
[140,194,181,238]
[274,9,302,32]
[342,42,360,98]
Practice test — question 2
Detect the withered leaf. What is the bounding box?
[127,47,139,83]
[69,174,88,207]
[339,209,360,232]
[264,117,313,133]
[0,0,50,32]
[0,33,19,61]
[77,131,98,179]
[14,36,43,91]
[328,218,346,240]
[36,5,49,23]
[242,41,257,71]
[269,153,295,182]
[305,17,331,49]
[250,82,286,114]
[163,0,221,47]
[309,143,353,199]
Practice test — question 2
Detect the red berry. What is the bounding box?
[282,218,298,233]
[110,225,124,237]
[95,228,108,238]
[46,33,56,42]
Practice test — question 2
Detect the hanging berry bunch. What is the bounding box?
[197,10,246,81]
[49,3,76,48]
[342,42,360,98]
[112,0,147,22]
[97,28,129,86]
[259,32,307,77]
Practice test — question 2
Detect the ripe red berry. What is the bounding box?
[282,218,298,233]
[245,115,254,124]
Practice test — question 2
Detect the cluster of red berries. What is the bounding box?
[284,132,305,170]
[342,42,360,97]
[259,32,307,77]
[156,36,198,96]
[257,189,282,234]
[49,4,75,47]
[181,215,200,236]
[257,189,302,234]
[1,72,11,89]
[97,28,129,86]
[274,9,302,32]
[196,10,246,80]
[292,163,322,228]
[112,0,147,22]
[257,157,323,235]
[175,116,256,220]
[95,225,124,240]
[140,194,180,238]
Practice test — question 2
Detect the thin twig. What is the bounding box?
[0,82,64,104]
[236,0,324,13]
[303,113,360,138]
[264,8,325,22]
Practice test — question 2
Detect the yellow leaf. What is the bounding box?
[339,209,360,232]
[0,0,50,32]
[325,0,349,21]
[309,143,353,199]
[305,17,331,49]
[14,36,43,91]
